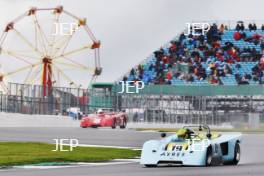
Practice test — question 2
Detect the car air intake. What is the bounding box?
[158,161,183,165]
[220,142,229,155]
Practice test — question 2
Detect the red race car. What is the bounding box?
[80,109,128,129]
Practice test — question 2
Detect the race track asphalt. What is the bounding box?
[0,127,263,176]
[0,127,157,147]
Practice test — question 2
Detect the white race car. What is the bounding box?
[140,124,242,167]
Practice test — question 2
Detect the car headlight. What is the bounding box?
[94,118,101,123]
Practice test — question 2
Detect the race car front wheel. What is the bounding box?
[206,146,213,166]
[111,120,117,129]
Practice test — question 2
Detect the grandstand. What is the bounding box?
[123,22,264,86]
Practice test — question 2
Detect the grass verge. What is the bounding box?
[0,142,140,166]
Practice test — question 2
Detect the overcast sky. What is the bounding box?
[0,0,264,87]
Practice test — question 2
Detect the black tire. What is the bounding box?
[91,125,98,128]
[224,142,240,165]
[120,120,127,129]
[81,126,87,128]
[111,119,116,129]
[206,147,213,166]
[233,143,241,165]
[144,164,157,168]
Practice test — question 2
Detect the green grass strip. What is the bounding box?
[0,142,140,166]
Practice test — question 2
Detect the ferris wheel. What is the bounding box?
[0,5,101,95]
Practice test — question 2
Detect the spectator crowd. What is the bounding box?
[123,22,264,85]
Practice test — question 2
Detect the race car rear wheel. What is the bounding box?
[233,143,241,165]
[206,146,213,166]
[120,120,127,129]
[223,142,240,165]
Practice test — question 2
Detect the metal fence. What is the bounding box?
[118,93,264,126]
[1,83,264,127]
[0,83,89,115]
[88,85,264,126]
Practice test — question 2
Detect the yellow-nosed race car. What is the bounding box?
[140,124,242,167]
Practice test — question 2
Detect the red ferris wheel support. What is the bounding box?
[42,57,52,96]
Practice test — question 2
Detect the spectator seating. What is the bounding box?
[123,23,264,86]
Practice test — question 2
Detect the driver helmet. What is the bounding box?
[177,128,188,138]
[177,128,194,139]
[97,109,104,114]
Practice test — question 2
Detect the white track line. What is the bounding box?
[13,165,77,170]
[10,159,140,170]
[60,143,141,150]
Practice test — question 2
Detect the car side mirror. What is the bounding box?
[161,133,166,138]
[206,133,212,139]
